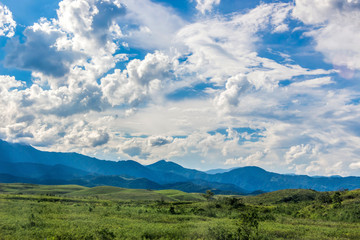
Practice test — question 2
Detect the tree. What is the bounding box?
[332,191,342,208]
[204,190,215,201]
[317,192,332,204]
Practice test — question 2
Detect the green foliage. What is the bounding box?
[237,209,259,240]
[0,184,360,239]
[317,192,332,204]
[203,190,215,201]
[208,223,236,240]
[96,228,116,240]
[332,191,342,208]
[219,197,245,209]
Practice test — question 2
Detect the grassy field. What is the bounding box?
[0,183,360,239]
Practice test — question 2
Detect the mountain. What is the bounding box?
[163,179,248,195]
[206,166,360,192]
[0,140,246,193]
[205,167,238,174]
[1,139,360,193]
[0,161,91,179]
[67,175,163,189]
[0,140,186,184]
[146,160,208,180]
[0,173,36,185]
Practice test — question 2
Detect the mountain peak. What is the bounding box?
[147,160,184,170]
[226,166,269,175]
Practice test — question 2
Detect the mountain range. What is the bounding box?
[1,139,360,194]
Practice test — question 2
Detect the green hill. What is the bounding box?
[244,189,319,205]
[0,183,87,195]
[0,183,205,202]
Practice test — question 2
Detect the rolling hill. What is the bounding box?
[0,183,205,201]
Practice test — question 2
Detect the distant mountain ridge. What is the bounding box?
[1,139,360,193]
[205,168,238,174]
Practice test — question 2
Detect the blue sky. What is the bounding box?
[1,0,360,176]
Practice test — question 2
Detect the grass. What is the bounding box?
[0,183,205,202]
[0,183,359,239]
[0,183,87,195]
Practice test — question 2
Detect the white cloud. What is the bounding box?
[285,144,313,164]
[0,3,16,37]
[175,2,312,90]
[293,0,360,70]
[5,18,78,79]
[194,0,221,14]
[100,51,175,107]
[5,0,126,88]
[214,74,251,112]
[291,77,334,88]
[225,150,268,166]
[119,0,186,50]
[350,162,360,170]
[0,75,24,91]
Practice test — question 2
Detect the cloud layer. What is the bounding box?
[0,0,360,176]
[293,0,360,71]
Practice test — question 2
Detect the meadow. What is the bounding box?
[0,183,360,239]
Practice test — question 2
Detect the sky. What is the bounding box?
[1,0,360,176]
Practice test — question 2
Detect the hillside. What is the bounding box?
[0,183,205,201]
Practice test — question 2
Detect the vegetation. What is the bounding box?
[0,183,360,239]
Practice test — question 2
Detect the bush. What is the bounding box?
[317,192,332,204]
[223,197,245,209]
[237,209,259,240]
[208,224,235,240]
[332,192,342,208]
[96,228,116,240]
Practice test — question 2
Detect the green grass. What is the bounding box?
[0,183,87,195]
[0,183,360,239]
[0,183,206,202]
[155,189,205,201]
[243,189,319,205]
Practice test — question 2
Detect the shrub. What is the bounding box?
[332,192,342,208]
[203,190,215,201]
[208,224,234,240]
[317,192,332,204]
[237,209,259,240]
[96,228,116,240]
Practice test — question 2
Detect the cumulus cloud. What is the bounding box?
[293,0,360,71]
[101,51,175,107]
[194,0,221,14]
[0,3,16,37]
[0,75,24,91]
[89,130,110,147]
[214,65,332,115]
[214,74,251,112]
[285,144,313,164]
[149,136,173,147]
[5,0,126,85]
[5,19,78,78]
